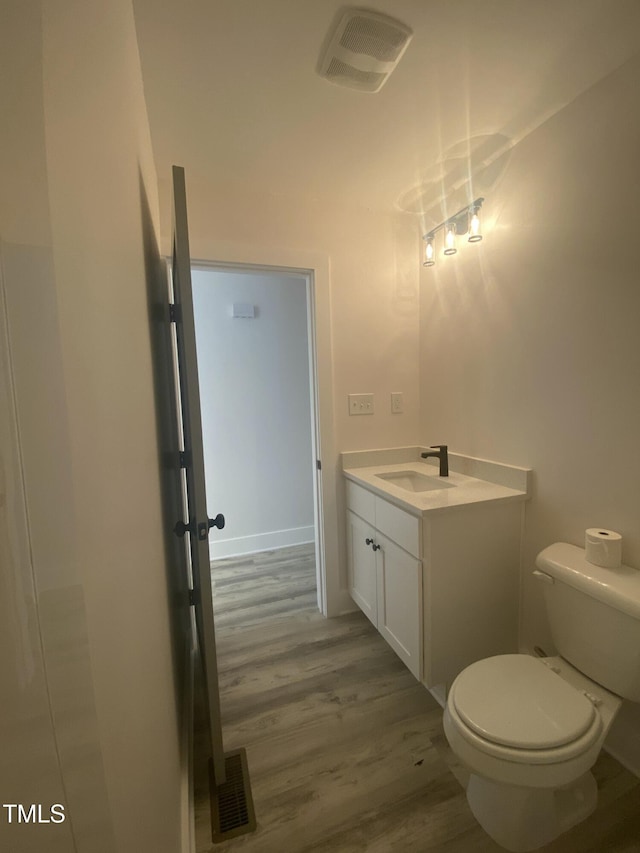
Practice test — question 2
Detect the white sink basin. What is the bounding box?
[376,470,454,493]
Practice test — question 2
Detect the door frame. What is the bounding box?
[190,255,338,617]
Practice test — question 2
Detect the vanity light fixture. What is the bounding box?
[444,223,457,255]
[422,197,485,267]
[423,236,435,266]
[468,203,483,242]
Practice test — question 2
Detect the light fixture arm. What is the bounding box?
[422,197,484,242]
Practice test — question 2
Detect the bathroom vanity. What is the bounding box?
[342,448,531,693]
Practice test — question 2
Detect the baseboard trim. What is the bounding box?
[428,684,447,709]
[209,525,314,559]
[327,588,359,619]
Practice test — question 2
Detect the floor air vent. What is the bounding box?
[318,8,413,93]
[210,749,256,843]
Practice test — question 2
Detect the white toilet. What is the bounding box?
[443,541,640,852]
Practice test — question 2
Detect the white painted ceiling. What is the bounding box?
[133,0,640,226]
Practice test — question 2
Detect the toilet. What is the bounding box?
[443,541,640,852]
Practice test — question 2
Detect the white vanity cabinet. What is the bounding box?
[346,481,422,679]
[345,475,523,690]
[345,509,378,625]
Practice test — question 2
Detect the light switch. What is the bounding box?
[348,393,374,415]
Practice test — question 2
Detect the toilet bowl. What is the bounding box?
[442,542,640,852]
[443,654,621,851]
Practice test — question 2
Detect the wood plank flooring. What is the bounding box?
[194,544,640,852]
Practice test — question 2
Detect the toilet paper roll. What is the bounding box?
[585,528,622,569]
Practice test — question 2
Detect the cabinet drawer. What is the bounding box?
[374,496,421,558]
[345,479,375,525]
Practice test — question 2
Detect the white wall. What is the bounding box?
[417,54,640,772]
[168,187,421,457]
[1,254,75,853]
[192,268,314,557]
[1,1,186,850]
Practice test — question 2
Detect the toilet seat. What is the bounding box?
[447,655,603,766]
[452,655,598,750]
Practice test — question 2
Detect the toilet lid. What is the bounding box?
[451,655,597,750]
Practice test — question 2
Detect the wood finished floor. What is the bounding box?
[194,543,640,852]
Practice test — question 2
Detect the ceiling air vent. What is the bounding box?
[318,8,413,93]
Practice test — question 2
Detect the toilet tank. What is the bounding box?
[535,542,640,702]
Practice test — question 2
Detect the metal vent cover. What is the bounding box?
[210,749,256,843]
[318,8,413,93]
[325,57,386,90]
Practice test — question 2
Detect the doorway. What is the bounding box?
[190,262,324,613]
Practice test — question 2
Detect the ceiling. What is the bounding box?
[133,0,640,227]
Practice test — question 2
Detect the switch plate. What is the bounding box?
[348,393,374,415]
[391,392,403,414]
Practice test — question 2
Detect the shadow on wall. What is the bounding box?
[397,132,514,232]
[399,15,640,232]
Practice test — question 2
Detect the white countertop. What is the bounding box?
[343,454,530,518]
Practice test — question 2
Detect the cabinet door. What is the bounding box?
[376,534,422,679]
[346,510,378,626]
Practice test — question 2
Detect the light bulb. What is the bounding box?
[423,237,435,267]
[468,207,483,242]
[444,223,457,255]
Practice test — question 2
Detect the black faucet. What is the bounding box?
[421,444,449,477]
